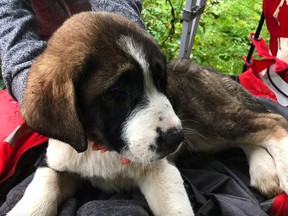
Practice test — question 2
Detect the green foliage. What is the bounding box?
[0,0,268,87]
[142,0,184,60]
[142,0,268,75]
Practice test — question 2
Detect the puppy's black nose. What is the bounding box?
[156,127,184,155]
[164,128,184,147]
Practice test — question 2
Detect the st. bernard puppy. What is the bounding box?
[8,12,193,216]
[7,11,288,216]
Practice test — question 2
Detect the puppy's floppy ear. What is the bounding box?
[21,52,87,152]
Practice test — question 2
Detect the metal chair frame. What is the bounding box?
[178,0,207,59]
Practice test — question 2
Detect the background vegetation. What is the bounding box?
[142,0,268,75]
[0,0,268,89]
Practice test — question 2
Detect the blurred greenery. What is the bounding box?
[0,0,268,89]
[142,0,185,60]
[142,0,269,75]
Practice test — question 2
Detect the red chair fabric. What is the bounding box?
[0,89,48,184]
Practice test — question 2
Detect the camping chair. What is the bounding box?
[178,0,206,59]
[0,89,48,200]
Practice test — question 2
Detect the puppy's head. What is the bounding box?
[21,12,183,163]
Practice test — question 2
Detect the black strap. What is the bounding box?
[242,12,265,72]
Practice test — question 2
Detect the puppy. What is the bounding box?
[8,11,288,216]
[167,59,288,198]
[7,12,193,216]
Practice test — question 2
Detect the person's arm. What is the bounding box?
[88,0,146,30]
[0,1,47,104]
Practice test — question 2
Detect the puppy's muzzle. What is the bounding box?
[156,127,184,157]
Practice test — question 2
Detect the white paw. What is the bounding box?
[7,207,56,216]
[140,160,194,216]
[6,195,58,216]
[249,154,283,198]
[162,206,195,216]
[7,167,60,216]
[262,137,288,195]
[242,145,283,198]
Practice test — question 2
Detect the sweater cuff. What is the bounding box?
[11,68,28,105]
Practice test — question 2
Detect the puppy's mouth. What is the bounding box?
[120,130,184,164]
[92,142,109,152]
[120,144,183,164]
[90,127,184,165]
[158,141,183,159]
[156,128,184,157]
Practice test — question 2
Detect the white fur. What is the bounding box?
[7,167,77,216]
[119,35,182,163]
[121,93,182,163]
[8,33,288,216]
[8,140,193,216]
[241,145,283,198]
[8,35,192,216]
[139,159,193,216]
[257,136,288,194]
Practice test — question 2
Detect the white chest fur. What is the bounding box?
[8,138,194,216]
[47,139,123,176]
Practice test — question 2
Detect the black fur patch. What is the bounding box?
[79,69,145,152]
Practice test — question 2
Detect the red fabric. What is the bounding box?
[240,33,288,103]
[0,90,23,140]
[0,89,48,184]
[239,68,278,102]
[241,2,288,214]
[270,193,288,216]
[243,33,288,74]
[263,0,288,56]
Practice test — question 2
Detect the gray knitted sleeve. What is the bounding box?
[0,0,145,104]
[89,0,146,29]
[0,1,47,104]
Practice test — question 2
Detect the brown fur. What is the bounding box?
[167,59,288,198]
[167,59,288,152]
[21,12,161,152]
[20,12,288,200]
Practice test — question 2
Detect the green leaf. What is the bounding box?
[142,0,268,75]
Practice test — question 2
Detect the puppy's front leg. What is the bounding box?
[7,167,77,216]
[241,145,283,198]
[259,135,288,194]
[139,159,194,216]
[241,113,288,197]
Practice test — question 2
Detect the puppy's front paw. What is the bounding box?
[260,137,288,196]
[250,161,283,198]
[243,145,283,198]
[140,160,194,216]
[163,205,194,216]
[7,199,58,216]
[7,167,61,216]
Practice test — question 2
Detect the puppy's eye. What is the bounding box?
[114,90,130,98]
[102,90,128,101]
